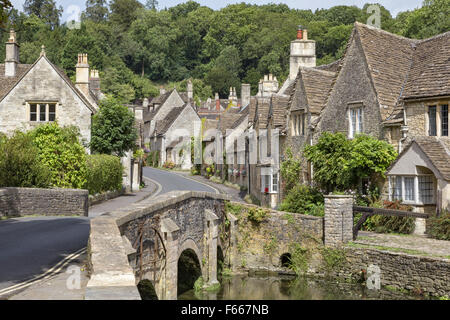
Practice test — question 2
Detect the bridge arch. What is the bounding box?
[178,238,203,266]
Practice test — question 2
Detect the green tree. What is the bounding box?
[23,0,62,28]
[0,0,12,27]
[110,0,143,30]
[304,132,397,193]
[0,131,51,188]
[145,0,158,10]
[90,96,138,156]
[83,0,109,22]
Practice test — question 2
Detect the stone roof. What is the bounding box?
[155,104,188,136]
[355,22,417,120]
[300,67,337,114]
[403,31,450,100]
[151,89,173,105]
[230,105,250,130]
[255,98,271,129]
[269,95,290,130]
[402,137,450,181]
[0,57,96,113]
[0,63,31,101]
[217,110,241,135]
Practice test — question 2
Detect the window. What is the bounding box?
[419,176,434,204]
[442,105,448,136]
[404,177,415,201]
[389,175,435,205]
[429,106,437,136]
[291,112,306,136]
[29,102,57,122]
[49,104,56,122]
[349,107,362,138]
[30,104,37,121]
[261,171,279,194]
[391,176,402,200]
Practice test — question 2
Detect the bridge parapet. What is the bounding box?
[86,191,230,300]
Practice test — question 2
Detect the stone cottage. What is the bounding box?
[0,30,99,144]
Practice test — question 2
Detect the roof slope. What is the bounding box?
[403,32,450,100]
[270,95,290,129]
[0,64,32,100]
[301,67,337,114]
[355,22,416,120]
[155,104,188,136]
[414,137,450,180]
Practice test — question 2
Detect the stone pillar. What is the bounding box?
[324,195,353,246]
[204,209,219,286]
[132,160,140,191]
[160,218,180,300]
[226,212,239,272]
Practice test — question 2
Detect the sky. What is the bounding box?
[10,0,425,23]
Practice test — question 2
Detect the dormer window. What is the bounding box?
[348,104,363,138]
[29,102,57,122]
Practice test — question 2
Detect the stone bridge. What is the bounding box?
[86,191,232,300]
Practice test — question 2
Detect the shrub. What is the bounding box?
[85,154,123,195]
[361,201,415,234]
[427,210,450,240]
[29,123,87,189]
[280,185,324,216]
[247,207,269,223]
[162,161,175,169]
[280,148,302,193]
[0,131,51,188]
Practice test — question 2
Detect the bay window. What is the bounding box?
[389,175,435,205]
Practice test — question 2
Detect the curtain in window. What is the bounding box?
[404,177,415,201]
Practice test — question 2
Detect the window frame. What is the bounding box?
[28,102,57,123]
[388,174,435,205]
[261,170,279,194]
[348,104,363,139]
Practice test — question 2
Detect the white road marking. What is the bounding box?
[0,247,86,297]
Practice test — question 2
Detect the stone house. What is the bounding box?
[385,31,450,214]
[0,30,100,145]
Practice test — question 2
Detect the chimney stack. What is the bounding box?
[5,29,19,77]
[76,53,90,96]
[289,25,316,81]
[241,83,251,108]
[89,69,100,92]
[187,79,193,100]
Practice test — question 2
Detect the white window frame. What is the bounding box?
[261,169,279,194]
[348,106,363,139]
[388,175,435,205]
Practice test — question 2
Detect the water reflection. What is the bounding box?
[178,275,427,300]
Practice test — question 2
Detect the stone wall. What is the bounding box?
[335,247,450,297]
[229,202,324,273]
[0,187,88,217]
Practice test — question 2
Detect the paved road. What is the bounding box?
[0,216,89,293]
[0,167,217,297]
[143,167,218,195]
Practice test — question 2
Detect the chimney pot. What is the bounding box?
[297,25,303,40]
[303,29,308,40]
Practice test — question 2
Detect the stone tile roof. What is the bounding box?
[230,105,249,130]
[390,136,450,181]
[300,67,337,114]
[269,95,290,130]
[217,110,241,135]
[255,98,271,129]
[355,22,417,120]
[315,59,342,73]
[414,137,450,180]
[0,63,32,101]
[0,57,96,113]
[155,104,188,136]
[403,32,450,100]
[151,89,173,105]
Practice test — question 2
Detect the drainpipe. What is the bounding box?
[399,108,409,153]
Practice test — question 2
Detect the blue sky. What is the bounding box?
[10,0,424,23]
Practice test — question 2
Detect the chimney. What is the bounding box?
[241,83,251,108]
[289,25,316,81]
[187,79,193,100]
[76,53,90,96]
[143,98,149,111]
[89,69,100,93]
[5,29,19,77]
[215,93,220,111]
